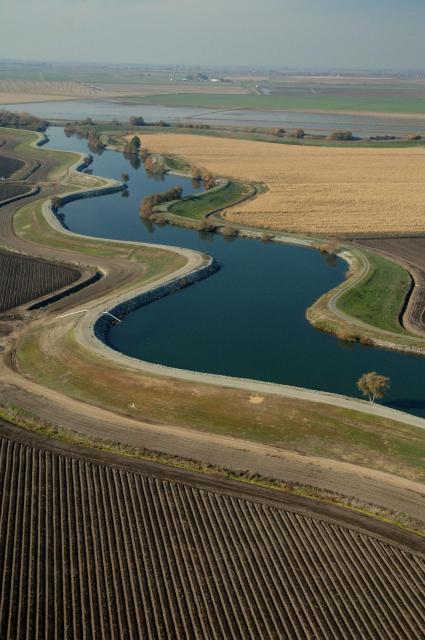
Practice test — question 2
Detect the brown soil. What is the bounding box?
[0,154,24,178]
[0,183,32,202]
[0,249,81,313]
[2,371,425,526]
[0,421,423,639]
[0,128,424,528]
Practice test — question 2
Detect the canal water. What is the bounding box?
[7,100,425,138]
[46,126,425,417]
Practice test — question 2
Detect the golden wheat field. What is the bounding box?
[140,133,425,234]
[0,79,103,103]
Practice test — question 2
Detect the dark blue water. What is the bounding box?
[47,127,425,417]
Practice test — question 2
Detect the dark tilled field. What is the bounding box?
[0,155,24,179]
[0,432,423,640]
[355,237,425,332]
[0,250,80,313]
[0,182,32,203]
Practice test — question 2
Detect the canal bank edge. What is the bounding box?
[4,125,420,528]
[8,125,425,431]
[115,132,425,358]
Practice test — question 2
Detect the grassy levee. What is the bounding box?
[163,153,192,173]
[1,127,81,178]
[14,198,187,288]
[307,248,425,354]
[15,324,425,485]
[7,124,425,523]
[123,92,425,115]
[337,251,412,334]
[167,180,252,220]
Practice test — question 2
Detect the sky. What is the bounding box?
[2,0,424,70]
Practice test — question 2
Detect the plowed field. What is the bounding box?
[0,431,423,640]
[0,183,32,203]
[0,250,80,312]
[140,133,425,234]
[0,155,24,179]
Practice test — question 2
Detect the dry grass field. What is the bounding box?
[0,79,250,105]
[0,79,104,103]
[97,82,250,96]
[140,133,425,234]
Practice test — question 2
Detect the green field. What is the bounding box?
[337,252,411,333]
[168,181,251,220]
[124,93,425,114]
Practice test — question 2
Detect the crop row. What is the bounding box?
[0,155,24,179]
[0,250,80,313]
[0,435,423,639]
[0,183,31,203]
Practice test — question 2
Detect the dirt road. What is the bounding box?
[2,368,424,524]
[1,129,424,525]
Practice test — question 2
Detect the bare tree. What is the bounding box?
[51,196,63,210]
[357,372,390,404]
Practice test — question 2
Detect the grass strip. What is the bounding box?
[337,251,411,334]
[168,180,252,220]
[121,93,425,115]
[1,404,423,536]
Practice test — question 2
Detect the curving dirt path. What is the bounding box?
[1,128,425,525]
[2,368,425,523]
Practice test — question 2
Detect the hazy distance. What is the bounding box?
[2,0,425,71]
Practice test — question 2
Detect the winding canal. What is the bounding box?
[46,127,425,417]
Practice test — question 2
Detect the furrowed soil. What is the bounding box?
[0,154,24,178]
[1,126,424,533]
[0,183,32,202]
[0,422,423,640]
[139,133,425,234]
[0,250,81,313]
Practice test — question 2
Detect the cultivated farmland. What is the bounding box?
[0,183,32,203]
[0,79,103,103]
[140,133,425,234]
[0,155,24,178]
[0,79,250,105]
[0,430,423,640]
[0,250,80,312]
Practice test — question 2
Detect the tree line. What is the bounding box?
[140,186,183,219]
[0,110,48,132]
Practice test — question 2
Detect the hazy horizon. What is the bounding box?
[2,58,425,76]
[3,0,424,71]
